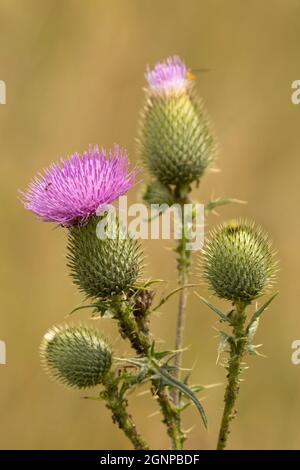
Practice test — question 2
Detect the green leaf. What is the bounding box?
[191,383,222,393]
[151,363,207,428]
[195,293,232,324]
[153,284,200,312]
[205,197,246,215]
[189,384,207,393]
[132,279,164,291]
[247,292,278,332]
[153,350,175,361]
[68,304,99,316]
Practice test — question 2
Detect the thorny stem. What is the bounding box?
[172,186,191,405]
[102,371,149,450]
[217,301,248,450]
[154,387,183,450]
[117,299,150,355]
[116,298,185,450]
[173,225,190,389]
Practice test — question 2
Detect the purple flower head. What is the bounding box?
[21,145,136,226]
[145,56,188,95]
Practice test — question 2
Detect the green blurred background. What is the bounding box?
[1,0,300,450]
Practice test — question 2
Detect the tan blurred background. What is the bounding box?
[1,0,300,450]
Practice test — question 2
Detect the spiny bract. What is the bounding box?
[201,220,276,302]
[67,216,143,299]
[138,56,215,186]
[40,324,112,389]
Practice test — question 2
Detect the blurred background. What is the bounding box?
[1,0,300,450]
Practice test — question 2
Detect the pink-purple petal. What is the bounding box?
[145,56,187,93]
[21,145,136,226]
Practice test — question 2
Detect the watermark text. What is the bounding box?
[0,80,6,104]
[291,80,300,105]
[96,196,204,251]
[0,340,6,364]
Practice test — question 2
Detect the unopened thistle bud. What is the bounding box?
[138,56,215,186]
[40,324,112,389]
[201,220,276,302]
[67,216,143,299]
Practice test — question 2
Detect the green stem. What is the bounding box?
[173,187,191,405]
[116,298,184,449]
[103,371,149,450]
[217,301,248,450]
[174,228,190,385]
[117,299,150,355]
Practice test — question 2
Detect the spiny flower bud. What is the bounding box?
[67,216,143,299]
[201,221,276,302]
[40,324,112,389]
[138,56,215,186]
[142,180,174,207]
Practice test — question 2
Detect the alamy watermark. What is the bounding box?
[291,340,300,365]
[291,80,300,105]
[95,196,204,251]
[0,340,6,364]
[0,80,6,104]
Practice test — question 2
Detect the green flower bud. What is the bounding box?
[40,324,112,389]
[201,221,276,302]
[138,57,215,186]
[67,216,143,299]
[142,180,174,206]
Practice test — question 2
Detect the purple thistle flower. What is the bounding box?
[145,56,187,95]
[21,145,136,226]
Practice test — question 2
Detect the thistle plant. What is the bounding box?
[21,55,279,451]
[21,144,207,450]
[138,56,215,393]
[137,55,240,414]
[199,220,277,450]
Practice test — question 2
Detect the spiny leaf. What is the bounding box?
[205,197,246,215]
[153,284,200,312]
[194,292,232,323]
[132,279,164,291]
[151,363,207,428]
[68,304,100,316]
[247,292,278,332]
[153,350,175,361]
